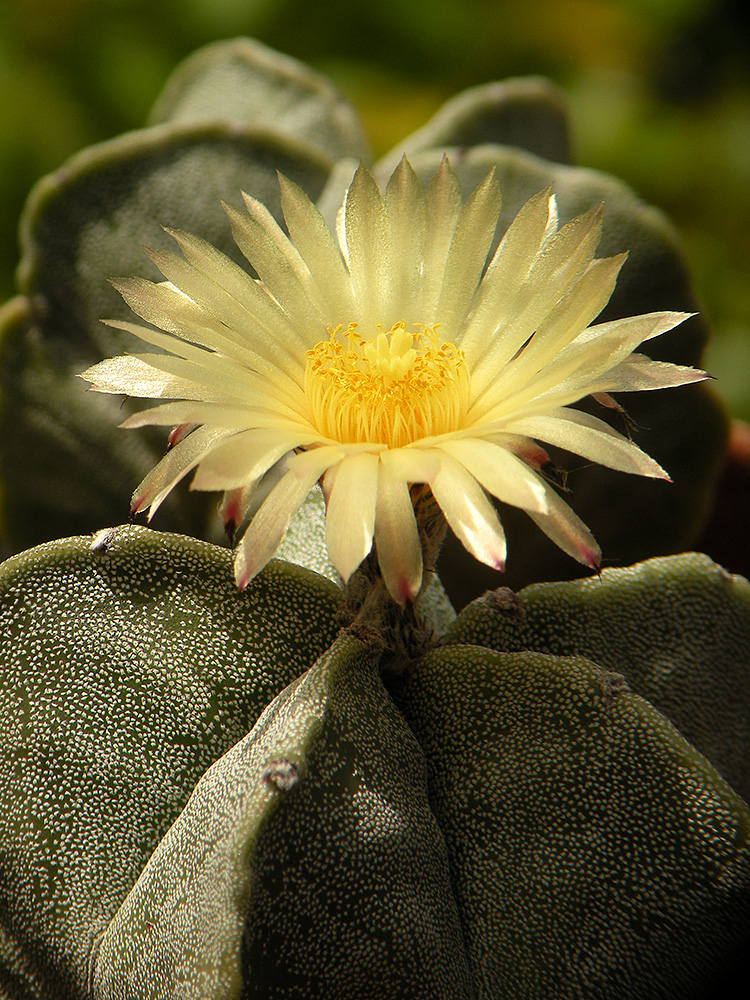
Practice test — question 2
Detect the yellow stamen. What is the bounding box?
[305,322,469,447]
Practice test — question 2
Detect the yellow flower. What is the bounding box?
[81,158,706,604]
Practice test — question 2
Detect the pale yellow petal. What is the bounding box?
[435,169,501,337]
[469,204,604,399]
[225,194,330,336]
[81,355,219,401]
[437,438,549,513]
[139,247,307,384]
[477,311,692,424]
[429,451,506,570]
[381,447,442,484]
[235,449,340,588]
[325,451,380,582]
[384,157,427,322]
[422,157,463,310]
[506,408,669,479]
[103,317,305,412]
[374,465,422,605]
[527,487,601,570]
[191,428,319,492]
[120,400,314,436]
[220,482,256,537]
[470,253,626,421]
[278,174,355,319]
[166,227,314,357]
[344,165,389,326]
[601,352,709,392]
[131,426,233,519]
[459,187,553,362]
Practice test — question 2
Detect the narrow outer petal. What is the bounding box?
[132,426,232,519]
[191,428,319,492]
[460,187,553,364]
[278,173,355,320]
[429,452,507,571]
[235,449,338,589]
[422,157,462,310]
[528,486,601,569]
[374,466,423,605]
[435,168,501,336]
[438,438,549,513]
[506,409,669,480]
[226,193,330,335]
[344,166,389,324]
[81,355,213,401]
[381,447,442,484]
[166,226,315,362]
[325,452,380,582]
[603,353,708,392]
[469,205,604,399]
[384,157,428,322]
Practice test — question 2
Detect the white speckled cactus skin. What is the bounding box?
[0,38,743,1000]
[1,527,749,998]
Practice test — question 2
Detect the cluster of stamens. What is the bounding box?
[305,322,469,448]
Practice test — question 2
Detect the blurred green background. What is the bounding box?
[0,0,747,415]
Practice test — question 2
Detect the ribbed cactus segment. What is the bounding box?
[389,642,750,999]
[445,552,750,801]
[0,525,341,998]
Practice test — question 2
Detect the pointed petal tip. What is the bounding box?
[108,276,128,293]
[334,561,356,587]
[234,549,253,591]
[390,571,422,607]
[277,170,301,201]
[584,548,601,571]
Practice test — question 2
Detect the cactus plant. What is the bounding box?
[0,38,745,999]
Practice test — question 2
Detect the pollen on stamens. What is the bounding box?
[305,322,470,448]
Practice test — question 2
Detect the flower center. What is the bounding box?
[305,322,469,447]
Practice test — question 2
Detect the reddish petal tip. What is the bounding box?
[584,550,601,571]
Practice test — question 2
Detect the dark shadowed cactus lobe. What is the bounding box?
[445,552,750,802]
[389,644,750,1000]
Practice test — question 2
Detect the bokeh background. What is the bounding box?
[0,0,748,414]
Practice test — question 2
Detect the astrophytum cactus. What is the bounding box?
[0,37,745,1000]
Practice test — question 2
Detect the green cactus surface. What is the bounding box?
[0,36,744,1000]
[444,552,750,803]
[0,527,748,998]
[0,526,341,998]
